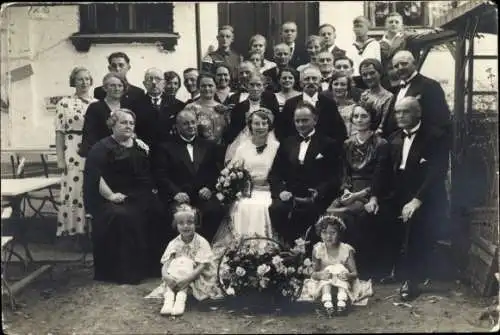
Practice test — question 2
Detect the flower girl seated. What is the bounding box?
[299,215,373,316]
[148,204,217,316]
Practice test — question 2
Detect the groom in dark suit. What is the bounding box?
[268,101,344,247]
[152,108,225,242]
[275,66,347,144]
[365,96,449,301]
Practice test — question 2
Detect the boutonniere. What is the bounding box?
[135,138,150,155]
[419,157,427,164]
[315,153,324,160]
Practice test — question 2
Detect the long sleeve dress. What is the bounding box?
[83,136,167,284]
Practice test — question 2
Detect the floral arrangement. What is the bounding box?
[215,160,253,206]
[217,237,314,301]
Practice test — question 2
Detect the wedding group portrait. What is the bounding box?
[1,1,498,333]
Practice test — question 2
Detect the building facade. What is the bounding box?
[0,2,496,149]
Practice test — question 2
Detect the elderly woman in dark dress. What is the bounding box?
[328,104,389,278]
[79,72,128,158]
[83,108,168,284]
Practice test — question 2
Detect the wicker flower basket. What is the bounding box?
[216,236,309,306]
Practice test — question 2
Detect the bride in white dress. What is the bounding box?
[212,108,279,252]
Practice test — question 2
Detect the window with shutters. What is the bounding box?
[70,3,179,52]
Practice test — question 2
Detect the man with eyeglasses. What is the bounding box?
[131,68,179,150]
[94,52,145,107]
[318,23,346,60]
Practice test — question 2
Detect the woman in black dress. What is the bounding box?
[329,104,389,278]
[83,108,169,284]
[78,72,127,158]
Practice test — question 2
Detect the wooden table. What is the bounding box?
[1,177,60,307]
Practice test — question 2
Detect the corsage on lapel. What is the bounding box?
[315,153,324,160]
[135,138,150,155]
[419,157,427,164]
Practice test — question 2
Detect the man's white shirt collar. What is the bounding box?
[303,92,319,105]
[404,121,421,137]
[401,71,418,86]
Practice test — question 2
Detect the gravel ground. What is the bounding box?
[2,262,497,334]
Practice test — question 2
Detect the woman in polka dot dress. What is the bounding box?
[55,66,96,236]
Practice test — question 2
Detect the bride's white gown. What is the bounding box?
[213,135,280,250]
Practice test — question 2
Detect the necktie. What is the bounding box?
[256,144,267,154]
[152,97,160,109]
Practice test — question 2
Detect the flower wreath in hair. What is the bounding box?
[246,107,275,125]
[173,203,201,227]
[316,214,347,232]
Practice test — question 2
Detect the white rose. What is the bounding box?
[271,255,283,266]
[229,172,237,180]
[257,264,271,276]
[237,172,244,179]
[226,286,235,295]
[287,267,296,274]
[223,180,231,187]
[236,191,242,199]
[259,277,270,289]
[221,168,229,176]
[216,193,225,201]
[303,258,312,267]
[235,266,246,277]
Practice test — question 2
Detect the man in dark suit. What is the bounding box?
[381,50,451,140]
[93,52,145,106]
[365,96,449,301]
[227,61,257,105]
[281,21,307,69]
[268,101,344,247]
[131,68,186,150]
[263,43,301,93]
[152,108,225,242]
[319,23,347,60]
[275,66,347,144]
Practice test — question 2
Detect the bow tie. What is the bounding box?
[256,144,267,154]
[300,135,311,143]
[181,137,195,145]
[321,77,331,83]
[402,131,416,139]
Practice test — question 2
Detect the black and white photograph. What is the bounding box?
[0,1,498,333]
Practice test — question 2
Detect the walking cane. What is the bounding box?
[398,214,413,277]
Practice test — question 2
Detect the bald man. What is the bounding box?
[381,50,451,141]
[263,43,301,93]
[366,96,449,301]
[131,68,185,149]
[275,66,346,143]
[152,108,225,242]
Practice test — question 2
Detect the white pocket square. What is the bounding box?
[315,153,324,159]
[419,158,427,163]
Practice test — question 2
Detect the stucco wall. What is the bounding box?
[1,3,218,149]
[1,2,497,149]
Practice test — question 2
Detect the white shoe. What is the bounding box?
[171,291,187,316]
[160,291,175,316]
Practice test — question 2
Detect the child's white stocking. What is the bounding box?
[337,288,348,307]
[172,290,188,316]
[160,286,175,315]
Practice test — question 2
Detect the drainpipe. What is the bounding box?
[195,3,202,68]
